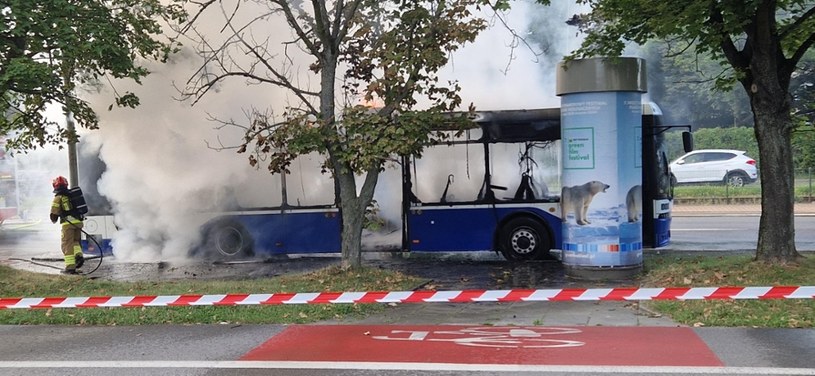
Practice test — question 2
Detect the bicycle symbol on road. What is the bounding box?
[371,326,585,348]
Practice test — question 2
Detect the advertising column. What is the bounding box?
[556,57,646,279]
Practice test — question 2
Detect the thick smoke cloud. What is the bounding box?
[72,0,587,261]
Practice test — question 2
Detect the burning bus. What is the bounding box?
[78,103,690,262]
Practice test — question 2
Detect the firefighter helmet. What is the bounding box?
[52,176,69,190]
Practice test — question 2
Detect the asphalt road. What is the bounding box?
[669,216,815,251]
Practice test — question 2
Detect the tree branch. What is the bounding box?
[779,4,815,41]
[335,0,363,49]
[310,0,333,54]
[272,0,321,57]
[221,18,321,114]
[786,30,815,76]
[709,2,748,70]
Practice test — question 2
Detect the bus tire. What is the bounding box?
[498,217,551,261]
[200,218,254,260]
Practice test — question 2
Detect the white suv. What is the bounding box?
[669,149,758,187]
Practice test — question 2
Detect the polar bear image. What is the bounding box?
[561,181,610,225]
[626,185,642,222]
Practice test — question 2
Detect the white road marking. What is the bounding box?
[0,361,813,374]
[672,228,737,231]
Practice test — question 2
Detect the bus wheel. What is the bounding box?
[202,219,254,260]
[499,217,550,261]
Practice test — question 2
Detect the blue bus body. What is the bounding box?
[215,209,341,255]
[82,208,341,258]
[81,105,683,260]
[407,204,562,252]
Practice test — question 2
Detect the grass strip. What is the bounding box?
[0,265,424,325]
[642,254,815,328]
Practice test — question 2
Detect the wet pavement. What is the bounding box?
[3,208,811,328]
[4,202,814,290]
[0,218,615,289]
[1,206,807,290]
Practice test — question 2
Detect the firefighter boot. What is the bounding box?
[75,253,85,269]
[62,254,77,274]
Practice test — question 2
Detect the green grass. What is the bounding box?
[674,184,815,201]
[642,254,815,328]
[0,265,425,325]
[673,185,761,198]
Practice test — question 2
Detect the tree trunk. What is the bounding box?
[339,192,365,270]
[741,1,802,263]
[335,166,380,270]
[748,67,802,263]
[753,109,800,262]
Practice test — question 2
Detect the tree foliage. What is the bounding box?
[641,42,753,129]
[180,0,500,268]
[548,0,815,262]
[0,0,186,150]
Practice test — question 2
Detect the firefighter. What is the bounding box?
[50,176,84,274]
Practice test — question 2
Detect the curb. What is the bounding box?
[2,286,813,310]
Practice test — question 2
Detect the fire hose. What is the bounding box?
[20,220,105,275]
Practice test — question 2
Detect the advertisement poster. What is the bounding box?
[560,92,642,267]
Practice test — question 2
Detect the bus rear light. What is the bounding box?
[411,239,420,244]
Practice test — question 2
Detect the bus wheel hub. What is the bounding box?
[511,230,536,254]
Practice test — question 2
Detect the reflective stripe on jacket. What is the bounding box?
[51,195,82,225]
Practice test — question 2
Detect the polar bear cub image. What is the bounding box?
[626,185,642,222]
[561,181,610,225]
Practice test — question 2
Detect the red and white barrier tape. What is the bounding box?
[1,286,813,309]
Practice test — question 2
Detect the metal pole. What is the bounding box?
[66,113,79,188]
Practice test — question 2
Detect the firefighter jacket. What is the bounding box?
[50,190,82,226]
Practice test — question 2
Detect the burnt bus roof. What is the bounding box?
[439,103,661,144]
[470,108,561,143]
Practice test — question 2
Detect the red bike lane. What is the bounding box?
[241,325,723,367]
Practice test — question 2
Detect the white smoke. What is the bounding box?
[437,0,588,110]
[74,0,587,261]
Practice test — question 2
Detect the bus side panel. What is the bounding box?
[81,215,116,256]
[407,205,562,252]
[408,207,497,252]
[652,217,671,248]
[236,210,341,254]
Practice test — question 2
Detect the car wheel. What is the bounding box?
[724,172,747,187]
[498,217,551,261]
[200,218,255,260]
